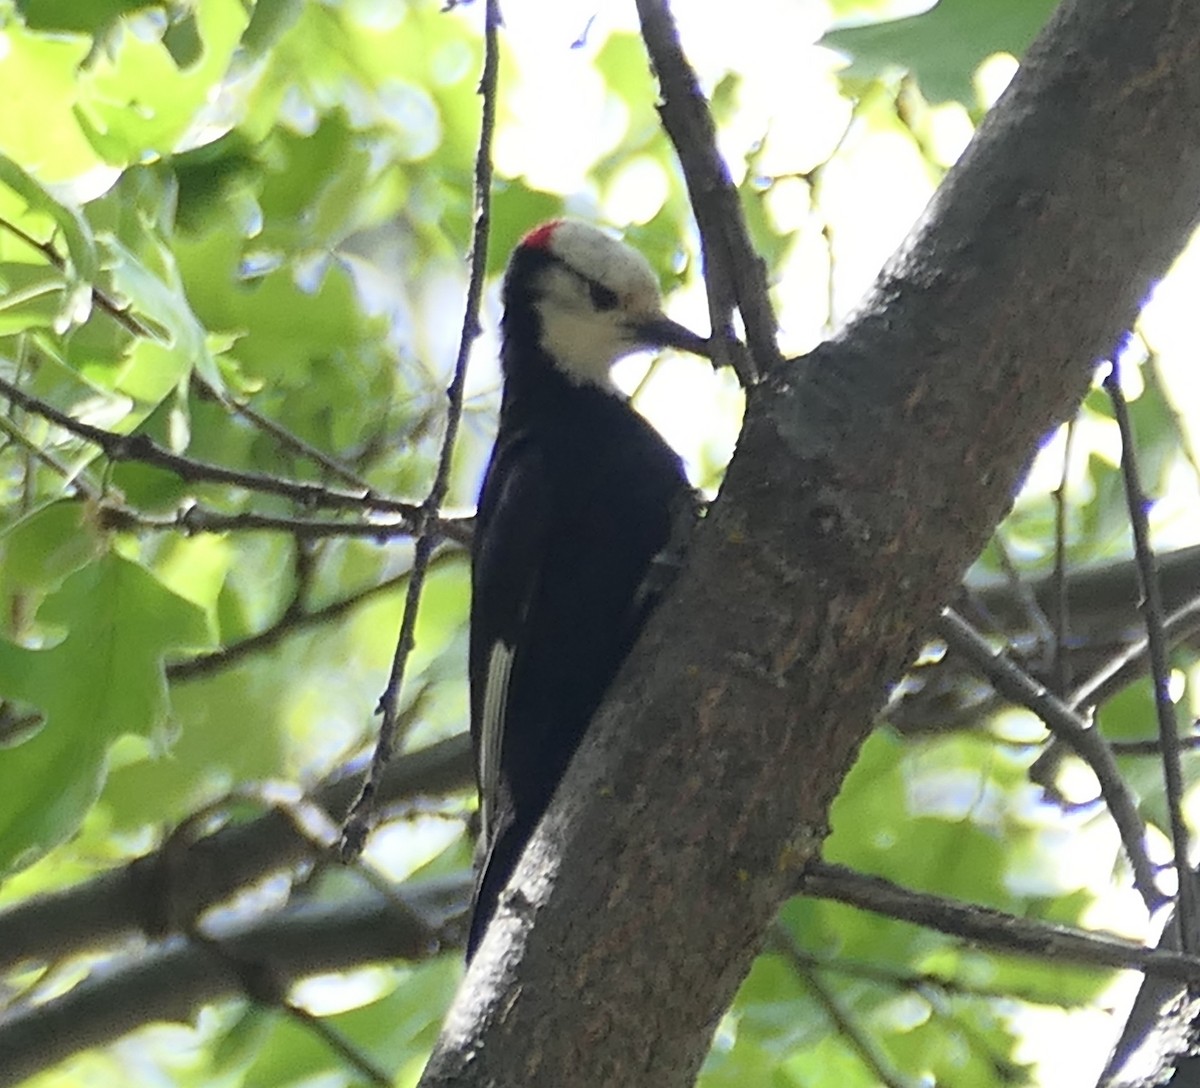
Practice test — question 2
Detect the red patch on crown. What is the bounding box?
[520,221,563,250]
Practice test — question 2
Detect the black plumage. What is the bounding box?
[467,224,707,958]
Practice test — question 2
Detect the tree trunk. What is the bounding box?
[420,1,1200,1084]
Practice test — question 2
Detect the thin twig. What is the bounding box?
[0,372,453,526]
[989,534,1056,650]
[802,861,1199,983]
[768,928,920,1088]
[167,552,459,682]
[163,802,401,1088]
[1111,728,1200,756]
[97,499,473,546]
[0,213,375,488]
[1143,341,1200,485]
[339,0,502,858]
[1105,357,1195,953]
[807,969,918,1088]
[771,925,1090,1007]
[0,885,460,1088]
[0,214,149,338]
[0,734,473,974]
[190,375,372,491]
[0,412,103,502]
[188,926,394,1086]
[936,607,1164,912]
[123,783,413,1088]
[635,0,779,381]
[1052,417,1077,695]
[287,998,395,1086]
[1069,592,1200,711]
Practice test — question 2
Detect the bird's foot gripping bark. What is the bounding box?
[636,488,706,610]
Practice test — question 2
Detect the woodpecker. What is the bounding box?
[467,220,710,958]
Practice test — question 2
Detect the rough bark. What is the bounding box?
[420,1,1200,1085]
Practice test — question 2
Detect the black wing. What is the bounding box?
[469,435,548,850]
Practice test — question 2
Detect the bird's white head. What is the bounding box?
[503,220,710,389]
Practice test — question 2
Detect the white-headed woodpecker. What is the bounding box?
[467,220,710,958]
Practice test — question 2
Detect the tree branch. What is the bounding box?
[0,372,460,530]
[166,550,462,683]
[935,607,1163,912]
[340,0,501,855]
[99,500,472,546]
[802,862,1200,982]
[188,374,372,492]
[12,856,1199,1088]
[1070,591,1200,711]
[779,940,921,1088]
[418,2,1200,1084]
[636,0,779,381]
[886,540,1200,735]
[1105,359,1195,949]
[0,881,465,1088]
[0,213,374,491]
[0,734,472,974]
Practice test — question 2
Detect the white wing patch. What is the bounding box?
[479,640,515,844]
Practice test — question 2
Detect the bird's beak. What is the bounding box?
[631,314,712,359]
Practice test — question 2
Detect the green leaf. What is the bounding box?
[0,262,69,334]
[594,31,658,117]
[73,0,249,162]
[15,0,157,34]
[823,0,1058,104]
[0,25,102,179]
[103,234,221,393]
[0,152,99,282]
[232,959,459,1088]
[174,227,381,388]
[241,0,305,56]
[0,500,101,594]
[162,10,204,69]
[486,182,567,278]
[0,553,211,871]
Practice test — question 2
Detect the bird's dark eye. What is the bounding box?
[588,280,619,311]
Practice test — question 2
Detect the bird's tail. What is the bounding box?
[466,818,524,960]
